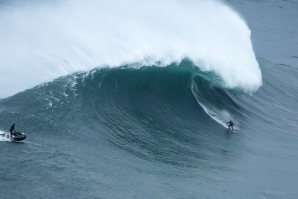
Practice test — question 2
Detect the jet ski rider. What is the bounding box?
[10,124,15,137]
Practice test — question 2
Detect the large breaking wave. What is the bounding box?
[0,61,243,133]
[0,62,246,163]
[0,0,261,98]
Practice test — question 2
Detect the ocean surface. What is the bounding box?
[0,0,298,198]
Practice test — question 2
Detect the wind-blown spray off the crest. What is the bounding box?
[0,0,262,98]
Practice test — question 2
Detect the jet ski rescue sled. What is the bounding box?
[0,131,27,141]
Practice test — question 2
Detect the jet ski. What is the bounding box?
[0,131,27,141]
[11,131,27,141]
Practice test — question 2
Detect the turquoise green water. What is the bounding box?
[0,0,298,198]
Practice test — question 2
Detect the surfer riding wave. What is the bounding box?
[227,120,234,131]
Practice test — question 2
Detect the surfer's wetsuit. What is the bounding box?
[227,121,234,130]
[10,124,15,137]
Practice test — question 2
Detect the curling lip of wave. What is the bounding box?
[0,0,262,98]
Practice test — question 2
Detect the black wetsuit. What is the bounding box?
[227,121,234,130]
[10,124,15,137]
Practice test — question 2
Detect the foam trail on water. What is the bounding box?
[0,0,262,98]
[0,131,11,142]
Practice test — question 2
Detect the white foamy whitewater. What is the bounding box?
[0,0,262,98]
[0,130,10,142]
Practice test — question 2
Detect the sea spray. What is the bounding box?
[0,0,261,98]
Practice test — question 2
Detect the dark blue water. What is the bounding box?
[1,0,298,198]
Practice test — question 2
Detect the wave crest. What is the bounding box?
[0,0,261,98]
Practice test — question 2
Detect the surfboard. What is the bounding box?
[227,128,237,133]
